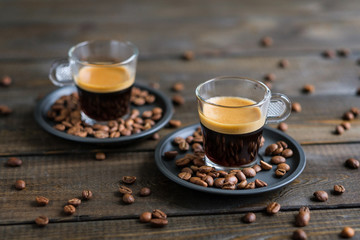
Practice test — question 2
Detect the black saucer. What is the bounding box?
[154,123,306,195]
[34,83,173,144]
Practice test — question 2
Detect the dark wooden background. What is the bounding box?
[1,0,360,239]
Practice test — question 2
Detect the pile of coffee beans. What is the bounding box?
[139,209,168,227]
[47,88,164,139]
[335,107,360,135]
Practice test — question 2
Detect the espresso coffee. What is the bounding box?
[75,65,134,121]
[199,96,265,167]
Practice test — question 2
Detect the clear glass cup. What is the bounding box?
[49,40,138,123]
[196,76,291,170]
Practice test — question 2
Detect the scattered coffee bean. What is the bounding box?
[322,49,335,59]
[172,94,185,105]
[15,180,26,190]
[164,151,178,160]
[242,168,256,178]
[172,82,185,92]
[242,212,256,223]
[151,132,160,140]
[313,190,328,202]
[279,59,290,68]
[266,202,281,215]
[292,229,307,240]
[271,155,286,164]
[343,112,354,121]
[139,211,152,223]
[95,152,106,161]
[260,36,273,47]
[277,122,288,132]
[260,160,272,170]
[149,82,160,89]
[7,157,22,167]
[302,84,315,94]
[277,163,290,171]
[64,205,76,215]
[252,164,262,173]
[152,209,167,219]
[0,105,12,116]
[68,198,81,207]
[139,187,151,196]
[337,48,351,57]
[333,184,345,194]
[150,218,168,227]
[36,196,49,206]
[282,148,293,158]
[295,206,311,227]
[292,102,302,113]
[350,107,360,116]
[35,216,49,227]
[275,168,287,177]
[82,190,93,200]
[341,227,355,238]
[345,158,359,169]
[264,73,276,82]
[255,179,267,188]
[1,75,12,87]
[182,50,194,61]
[335,125,345,135]
[122,193,135,204]
[169,119,182,128]
[122,176,137,184]
[119,185,133,195]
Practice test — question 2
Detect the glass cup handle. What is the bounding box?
[49,58,74,87]
[266,93,292,124]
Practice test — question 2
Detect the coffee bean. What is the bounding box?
[252,164,262,173]
[68,198,81,207]
[260,36,273,47]
[95,152,106,161]
[0,105,12,115]
[345,158,359,169]
[341,122,351,130]
[15,180,26,190]
[337,48,351,57]
[235,171,246,181]
[265,143,279,156]
[271,155,286,164]
[169,119,182,128]
[150,218,168,227]
[202,175,214,187]
[181,167,193,174]
[242,168,256,178]
[277,122,288,132]
[335,125,345,135]
[292,102,302,113]
[118,185,133,195]
[313,190,328,202]
[122,193,135,204]
[302,84,315,94]
[193,157,205,167]
[172,82,185,92]
[7,157,22,167]
[225,174,238,185]
[152,209,167,219]
[178,140,190,151]
[350,107,360,116]
[172,95,185,105]
[214,178,225,188]
[245,182,255,189]
[35,216,49,227]
[266,202,281,215]
[275,168,287,177]
[341,227,355,238]
[142,110,153,118]
[242,212,256,223]
[292,229,307,240]
[164,151,178,160]
[260,160,272,170]
[322,49,335,59]
[151,132,160,140]
[82,190,93,200]
[333,184,345,194]
[282,148,293,158]
[343,112,354,121]
[295,206,311,227]
[175,157,191,167]
[64,205,76,215]
[255,179,267,188]
[139,211,152,223]
[122,176,137,184]
[236,180,247,189]
[277,163,290,171]
[36,196,49,206]
[264,73,276,82]
[190,177,208,187]
[182,50,194,61]
[1,75,12,87]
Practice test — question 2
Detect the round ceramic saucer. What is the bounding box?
[155,123,306,195]
[34,83,173,144]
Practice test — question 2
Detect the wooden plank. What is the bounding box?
[0,143,359,224]
[1,208,359,240]
[1,0,360,59]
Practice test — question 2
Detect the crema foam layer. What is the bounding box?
[75,65,134,93]
[199,96,265,134]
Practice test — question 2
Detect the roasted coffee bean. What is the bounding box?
[202,175,214,187]
[95,152,106,161]
[242,212,256,223]
[178,172,192,181]
[152,209,167,219]
[94,130,109,138]
[345,158,359,169]
[292,229,307,240]
[266,202,281,215]
[15,180,26,190]
[214,178,225,188]
[322,49,335,59]
[343,112,354,121]
[36,196,49,206]
[255,179,267,188]
[173,137,184,145]
[169,119,182,128]
[0,105,12,115]
[275,162,290,172]
[7,157,22,167]
[222,182,236,190]
[337,48,351,57]
[122,176,136,184]
[152,107,163,115]
[302,84,315,94]
[190,177,208,187]
[335,125,345,135]
[151,132,160,140]
[172,82,185,92]
[295,206,311,227]
[182,50,194,61]
[198,166,213,173]
[277,140,288,148]
[313,190,328,202]
[292,102,302,113]
[139,211,152,223]
[164,151,178,160]
[279,59,290,68]
[192,143,203,152]
[264,73,276,81]
[265,143,279,156]
[217,170,228,177]
[179,141,190,151]
[252,164,262,173]
[119,185,133,195]
[122,193,135,204]
[208,171,220,178]
[1,75,12,87]
[260,160,272,170]
[350,107,360,116]
[82,190,93,200]
[282,148,293,158]
[150,218,168,227]
[225,174,238,185]
[341,227,355,238]
[193,157,205,167]
[139,187,151,197]
[333,184,345,194]
[237,180,247,189]
[245,182,255,189]
[181,167,193,174]
[271,156,286,164]
[190,165,199,172]
[235,171,246,181]
[341,122,351,130]
[278,122,288,132]
[35,216,49,227]
[275,168,287,177]
[260,36,273,47]
[175,157,191,167]
[172,95,185,105]
[242,168,256,178]
[64,205,76,215]
[68,198,81,207]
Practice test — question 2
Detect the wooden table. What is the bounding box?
[1,0,360,239]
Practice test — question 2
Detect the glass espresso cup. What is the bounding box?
[196,76,291,170]
[49,40,138,123]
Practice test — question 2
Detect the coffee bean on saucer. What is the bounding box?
[275,168,286,177]
[271,156,286,164]
[242,212,256,223]
[35,216,49,227]
[260,160,272,170]
[341,227,355,238]
[244,182,255,189]
[313,190,328,202]
[266,202,281,215]
[277,163,290,171]
[255,179,267,188]
[345,158,359,169]
[164,151,178,159]
[242,168,256,178]
[252,164,262,173]
[292,229,307,240]
[7,157,22,167]
[178,172,191,181]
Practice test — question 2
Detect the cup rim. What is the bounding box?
[195,76,271,108]
[68,40,139,66]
